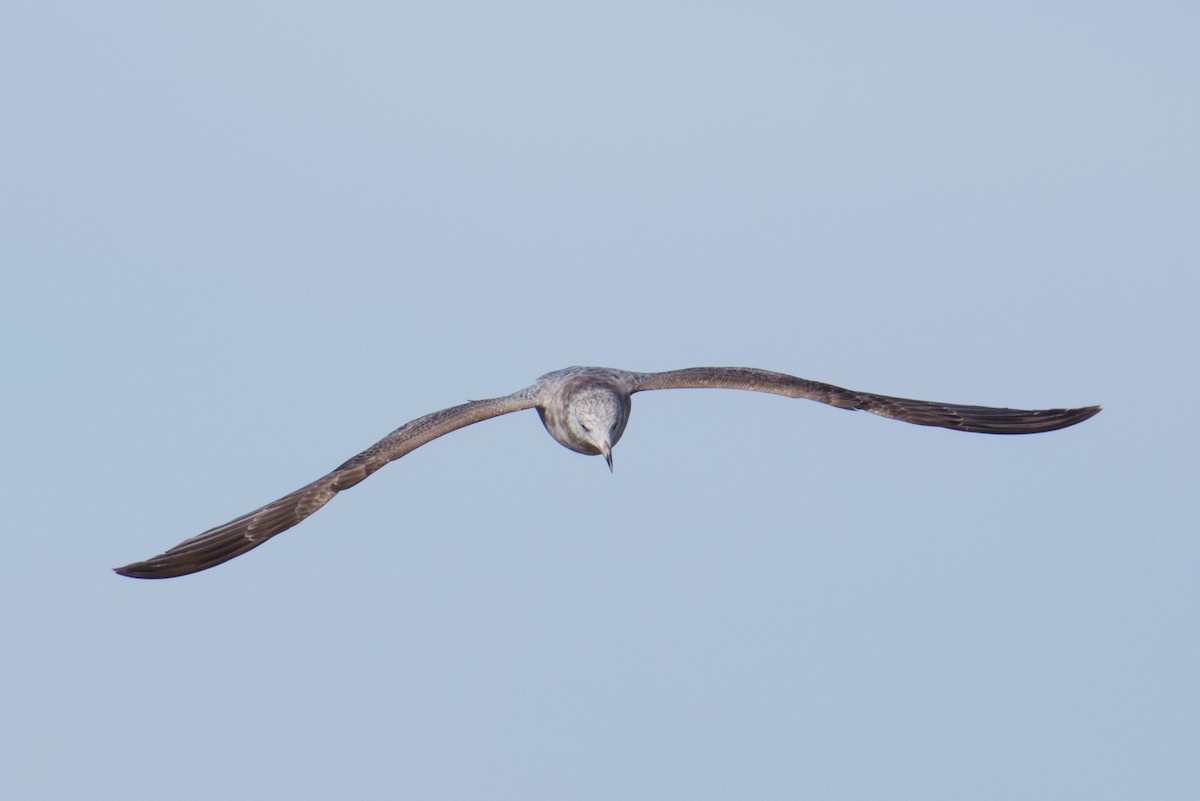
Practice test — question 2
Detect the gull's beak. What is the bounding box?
[601,441,613,472]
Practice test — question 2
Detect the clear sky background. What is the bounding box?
[2,2,1196,799]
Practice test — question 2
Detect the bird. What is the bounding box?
[114,365,1100,579]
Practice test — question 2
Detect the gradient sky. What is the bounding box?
[3,3,1196,799]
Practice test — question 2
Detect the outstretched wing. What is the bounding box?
[114,392,539,579]
[632,367,1100,434]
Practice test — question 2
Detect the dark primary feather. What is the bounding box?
[631,367,1100,434]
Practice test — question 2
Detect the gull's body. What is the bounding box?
[115,365,1100,579]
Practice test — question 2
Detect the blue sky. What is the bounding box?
[2,3,1196,799]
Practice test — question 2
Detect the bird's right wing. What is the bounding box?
[114,391,540,579]
[632,367,1100,434]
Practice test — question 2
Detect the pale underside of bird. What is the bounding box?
[115,365,1100,579]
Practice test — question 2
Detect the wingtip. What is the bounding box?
[1036,403,1101,433]
[112,562,157,579]
[113,557,194,579]
[1022,403,1097,434]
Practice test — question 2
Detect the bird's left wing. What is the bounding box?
[632,367,1100,434]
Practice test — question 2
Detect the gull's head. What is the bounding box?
[560,386,630,470]
[536,374,632,470]
[575,400,621,471]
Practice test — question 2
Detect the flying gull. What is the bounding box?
[115,365,1100,579]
